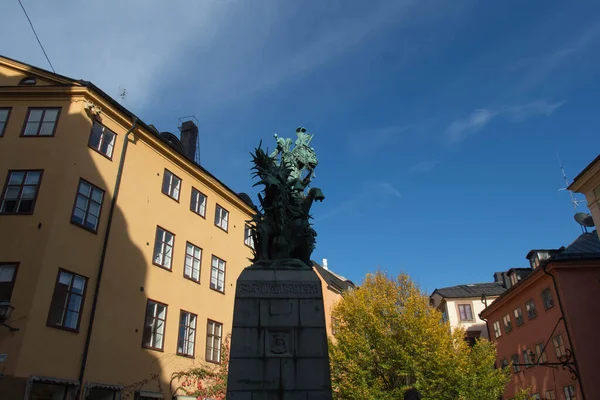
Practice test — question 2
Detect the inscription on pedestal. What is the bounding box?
[237,281,320,298]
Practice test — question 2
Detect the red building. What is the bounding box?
[480,231,600,400]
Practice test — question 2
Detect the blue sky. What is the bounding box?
[2,0,599,293]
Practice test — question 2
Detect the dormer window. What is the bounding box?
[19,77,37,85]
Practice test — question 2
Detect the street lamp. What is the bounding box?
[0,301,19,332]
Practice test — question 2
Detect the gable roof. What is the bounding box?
[432,282,506,299]
[312,261,355,293]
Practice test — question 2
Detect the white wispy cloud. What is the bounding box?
[1,0,425,114]
[446,100,565,143]
[376,182,402,199]
[346,125,410,155]
[511,23,600,93]
[315,181,402,222]
[408,160,439,173]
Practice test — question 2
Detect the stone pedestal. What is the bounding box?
[226,267,332,400]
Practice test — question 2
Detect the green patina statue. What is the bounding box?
[249,127,325,268]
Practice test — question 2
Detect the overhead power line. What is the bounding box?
[17,0,55,73]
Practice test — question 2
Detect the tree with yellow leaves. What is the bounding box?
[329,271,512,400]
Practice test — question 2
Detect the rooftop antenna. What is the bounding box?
[117,85,128,105]
[557,152,588,233]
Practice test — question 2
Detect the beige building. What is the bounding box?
[430,274,507,344]
[569,154,600,239]
[312,259,355,338]
[0,55,259,399]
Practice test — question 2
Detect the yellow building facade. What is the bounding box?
[0,56,258,399]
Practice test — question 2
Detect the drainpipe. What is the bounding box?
[479,294,492,341]
[541,262,586,400]
[77,117,138,398]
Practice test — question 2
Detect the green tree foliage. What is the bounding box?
[329,271,510,400]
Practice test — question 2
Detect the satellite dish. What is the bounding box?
[574,212,595,228]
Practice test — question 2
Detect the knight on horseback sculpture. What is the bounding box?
[249,127,325,268]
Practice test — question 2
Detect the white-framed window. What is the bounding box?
[206,319,223,363]
[22,107,60,136]
[503,314,512,333]
[545,389,555,400]
[564,385,576,400]
[88,121,117,159]
[535,343,547,363]
[531,393,540,400]
[523,348,533,368]
[525,299,537,319]
[153,226,174,270]
[184,242,202,282]
[244,225,254,248]
[493,321,501,338]
[190,187,207,217]
[161,169,181,201]
[177,311,197,357]
[210,255,226,293]
[457,303,473,321]
[71,179,104,232]
[514,307,524,327]
[553,334,566,358]
[214,204,229,231]
[143,300,167,351]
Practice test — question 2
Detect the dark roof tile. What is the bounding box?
[433,282,506,299]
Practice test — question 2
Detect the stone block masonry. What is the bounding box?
[226,267,332,400]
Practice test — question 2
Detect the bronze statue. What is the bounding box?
[249,127,324,268]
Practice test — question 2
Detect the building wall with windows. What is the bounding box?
[550,258,600,400]
[429,279,507,343]
[0,56,255,399]
[480,270,577,400]
[436,296,496,339]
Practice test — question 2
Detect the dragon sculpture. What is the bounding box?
[249,127,325,268]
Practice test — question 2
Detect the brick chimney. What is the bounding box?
[180,120,198,163]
